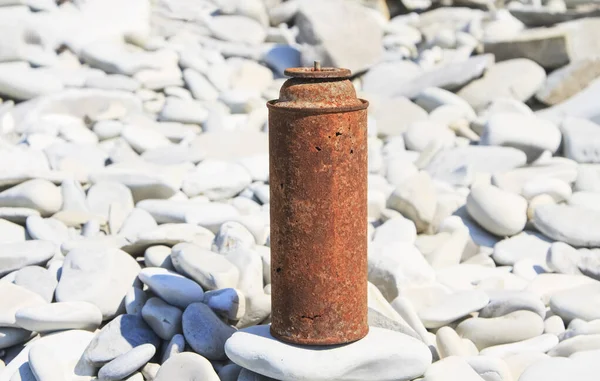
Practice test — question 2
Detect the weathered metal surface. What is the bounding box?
[268,63,369,345]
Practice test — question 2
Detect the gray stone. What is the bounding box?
[98,344,156,381]
[536,57,600,105]
[295,0,383,73]
[142,297,182,340]
[0,327,31,350]
[479,290,546,319]
[125,287,148,316]
[84,314,160,366]
[182,302,236,360]
[484,18,600,70]
[161,333,185,364]
[204,288,246,321]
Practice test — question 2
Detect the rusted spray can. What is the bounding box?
[267,62,369,345]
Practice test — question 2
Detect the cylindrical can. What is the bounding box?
[267,64,369,345]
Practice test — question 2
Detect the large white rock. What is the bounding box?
[533,204,600,247]
[386,172,437,233]
[550,283,600,322]
[0,240,56,277]
[15,301,102,333]
[481,112,562,162]
[466,185,527,237]
[182,159,252,200]
[418,290,489,329]
[0,62,63,101]
[519,350,600,381]
[456,311,545,350]
[225,325,432,381]
[0,179,62,216]
[55,247,141,320]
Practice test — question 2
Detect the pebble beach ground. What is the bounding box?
[1,0,600,380]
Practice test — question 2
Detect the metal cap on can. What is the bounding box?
[268,61,368,112]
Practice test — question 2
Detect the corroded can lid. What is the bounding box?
[268,61,368,112]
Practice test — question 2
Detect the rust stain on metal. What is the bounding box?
[268,62,369,345]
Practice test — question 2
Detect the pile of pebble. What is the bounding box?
[1,0,600,380]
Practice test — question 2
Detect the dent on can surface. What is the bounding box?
[267,63,369,345]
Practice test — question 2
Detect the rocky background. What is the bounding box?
[1,0,600,380]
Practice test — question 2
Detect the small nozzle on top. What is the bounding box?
[314,61,321,71]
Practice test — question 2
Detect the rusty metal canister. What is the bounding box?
[267,63,369,345]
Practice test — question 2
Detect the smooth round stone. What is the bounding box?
[129,222,214,251]
[479,334,559,358]
[368,307,420,340]
[204,288,246,321]
[420,356,483,381]
[404,120,455,152]
[155,352,220,381]
[479,291,546,319]
[386,171,437,233]
[368,241,436,301]
[466,185,527,237]
[465,355,513,381]
[225,247,264,296]
[55,247,141,320]
[208,15,266,44]
[561,319,600,340]
[182,302,236,361]
[533,204,600,247]
[545,315,566,335]
[226,325,431,381]
[569,191,600,212]
[212,221,256,255]
[238,368,278,381]
[522,178,572,202]
[436,327,471,358]
[546,242,582,275]
[138,200,238,227]
[0,207,40,224]
[372,216,417,245]
[138,267,204,309]
[0,179,62,216]
[418,290,489,329]
[0,240,56,277]
[0,282,46,327]
[182,159,252,200]
[15,301,102,332]
[0,218,25,244]
[98,344,156,381]
[456,311,545,350]
[548,334,600,357]
[161,333,185,364]
[125,287,148,316]
[84,314,160,366]
[526,274,597,304]
[144,245,174,270]
[550,283,600,322]
[119,208,158,242]
[481,112,561,162]
[235,291,271,329]
[121,124,171,154]
[492,231,551,267]
[28,330,96,381]
[10,266,56,303]
[0,327,31,350]
[141,297,182,340]
[519,350,600,381]
[503,352,550,380]
[171,243,239,291]
[561,117,600,163]
[86,181,134,220]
